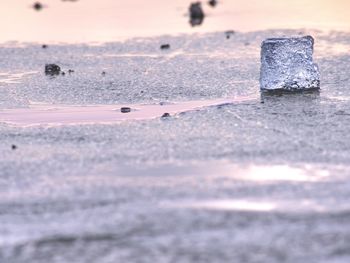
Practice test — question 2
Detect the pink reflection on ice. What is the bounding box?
[0,96,255,126]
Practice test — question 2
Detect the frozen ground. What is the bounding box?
[1,29,350,262]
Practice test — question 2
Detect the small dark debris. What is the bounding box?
[225,30,235,39]
[61,71,66,76]
[121,107,131,113]
[68,69,75,74]
[33,2,43,11]
[102,71,106,76]
[189,2,205,27]
[45,64,61,76]
[160,44,170,50]
[217,103,231,109]
[42,44,48,49]
[190,2,204,18]
[208,0,217,7]
[225,30,235,34]
[161,113,171,118]
[11,145,17,150]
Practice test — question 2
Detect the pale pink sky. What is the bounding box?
[0,0,350,43]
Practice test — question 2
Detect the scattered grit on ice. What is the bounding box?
[1,29,350,262]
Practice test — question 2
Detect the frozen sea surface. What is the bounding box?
[2,29,350,262]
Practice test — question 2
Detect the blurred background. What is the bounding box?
[1,0,350,43]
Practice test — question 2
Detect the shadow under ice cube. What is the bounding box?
[260,36,320,91]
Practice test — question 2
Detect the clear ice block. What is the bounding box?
[260,36,320,91]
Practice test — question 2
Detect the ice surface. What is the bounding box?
[260,36,320,91]
[2,30,350,263]
[0,32,261,107]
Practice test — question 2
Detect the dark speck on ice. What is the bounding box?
[11,145,17,150]
[161,113,171,118]
[225,30,235,34]
[160,44,170,50]
[42,44,48,49]
[225,30,235,39]
[45,64,61,76]
[121,107,131,113]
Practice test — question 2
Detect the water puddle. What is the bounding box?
[0,96,255,126]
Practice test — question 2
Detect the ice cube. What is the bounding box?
[260,36,320,91]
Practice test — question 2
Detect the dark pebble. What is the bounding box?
[42,44,48,49]
[68,69,75,74]
[161,113,171,118]
[33,2,43,10]
[190,2,204,18]
[208,0,217,7]
[45,64,61,76]
[189,2,205,26]
[11,145,17,150]
[160,44,170,50]
[102,71,106,76]
[121,107,131,113]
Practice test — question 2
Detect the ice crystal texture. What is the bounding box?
[260,36,320,91]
